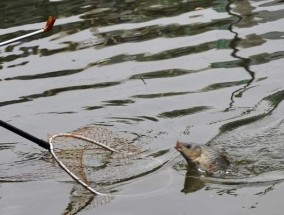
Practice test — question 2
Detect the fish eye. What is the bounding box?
[186,144,192,149]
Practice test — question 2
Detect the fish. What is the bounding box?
[175,141,230,174]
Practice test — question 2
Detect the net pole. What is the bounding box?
[0,16,56,47]
[0,119,50,150]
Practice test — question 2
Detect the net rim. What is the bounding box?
[48,132,174,197]
[49,133,116,196]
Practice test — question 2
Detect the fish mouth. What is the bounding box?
[175,141,183,151]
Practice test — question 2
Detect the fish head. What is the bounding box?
[175,141,202,161]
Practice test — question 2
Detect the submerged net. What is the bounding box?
[49,125,166,196]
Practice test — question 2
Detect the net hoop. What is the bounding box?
[49,133,115,196]
[49,132,174,197]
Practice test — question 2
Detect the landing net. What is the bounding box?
[49,125,172,196]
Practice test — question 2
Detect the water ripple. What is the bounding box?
[1,0,284,213]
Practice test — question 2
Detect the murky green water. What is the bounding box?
[1,0,284,214]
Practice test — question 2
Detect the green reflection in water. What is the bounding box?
[199,79,250,92]
[5,69,83,80]
[159,106,210,118]
[130,69,190,79]
[220,90,284,133]
[132,91,189,99]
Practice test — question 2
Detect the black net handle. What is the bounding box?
[0,119,50,150]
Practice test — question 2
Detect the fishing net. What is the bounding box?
[49,125,171,196]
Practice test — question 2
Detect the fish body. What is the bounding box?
[175,141,229,174]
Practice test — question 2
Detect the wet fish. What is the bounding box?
[175,141,230,174]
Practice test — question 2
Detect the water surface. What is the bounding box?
[1,0,284,214]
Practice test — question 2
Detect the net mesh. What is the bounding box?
[61,184,114,215]
[49,125,160,195]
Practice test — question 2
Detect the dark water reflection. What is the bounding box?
[1,0,284,214]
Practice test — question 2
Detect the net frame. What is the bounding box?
[49,133,117,196]
[0,110,174,200]
[48,126,175,197]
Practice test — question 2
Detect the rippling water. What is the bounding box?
[1,0,284,214]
